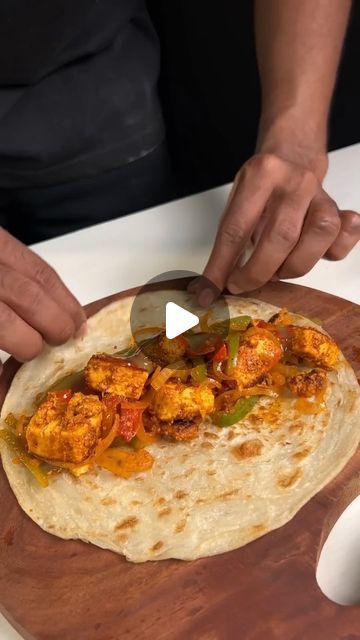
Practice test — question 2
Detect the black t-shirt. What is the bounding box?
[0,0,164,187]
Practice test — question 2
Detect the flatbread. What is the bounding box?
[1,292,359,562]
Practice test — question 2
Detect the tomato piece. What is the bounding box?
[100,395,121,434]
[252,320,273,329]
[118,407,143,442]
[212,343,228,361]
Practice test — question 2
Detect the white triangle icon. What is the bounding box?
[165,302,199,339]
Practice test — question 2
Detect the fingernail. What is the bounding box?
[75,321,87,339]
[198,288,215,308]
[227,281,243,295]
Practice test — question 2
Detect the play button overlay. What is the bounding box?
[129,270,230,366]
[165,302,199,339]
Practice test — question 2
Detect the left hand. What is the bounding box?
[196,152,360,300]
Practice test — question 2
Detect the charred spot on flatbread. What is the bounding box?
[232,439,264,460]
[101,497,117,507]
[251,523,267,535]
[217,489,240,500]
[115,516,139,531]
[174,490,188,500]
[174,519,187,534]
[292,448,312,462]
[277,468,303,488]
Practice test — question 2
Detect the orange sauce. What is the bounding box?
[295,386,326,415]
[272,363,299,377]
[97,448,154,478]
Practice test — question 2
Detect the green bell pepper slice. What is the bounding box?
[191,357,207,383]
[0,428,49,487]
[229,315,252,330]
[212,395,259,428]
[226,333,240,374]
[209,315,251,335]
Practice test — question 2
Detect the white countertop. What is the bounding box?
[1,142,360,639]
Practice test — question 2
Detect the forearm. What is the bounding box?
[255,0,352,178]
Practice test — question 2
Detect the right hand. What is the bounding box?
[0,228,87,366]
[198,152,360,299]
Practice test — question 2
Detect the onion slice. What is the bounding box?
[150,360,191,390]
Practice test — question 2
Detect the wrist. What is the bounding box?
[256,109,328,181]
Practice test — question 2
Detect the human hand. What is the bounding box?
[193,152,360,304]
[0,228,87,367]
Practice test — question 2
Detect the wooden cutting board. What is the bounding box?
[0,281,359,640]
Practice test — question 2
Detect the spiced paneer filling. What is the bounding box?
[2,311,336,484]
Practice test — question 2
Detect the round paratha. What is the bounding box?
[1,292,359,562]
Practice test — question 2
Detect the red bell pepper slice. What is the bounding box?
[101,395,121,434]
[253,320,272,329]
[212,343,228,361]
[118,407,144,442]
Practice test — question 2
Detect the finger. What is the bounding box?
[251,214,269,248]
[0,301,43,361]
[0,266,77,346]
[202,154,283,292]
[227,176,316,292]
[0,228,86,330]
[325,210,360,261]
[187,277,202,293]
[278,195,341,279]
[187,276,210,295]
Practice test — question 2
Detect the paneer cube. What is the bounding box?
[288,327,339,370]
[158,420,199,441]
[85,354,148,399]
[158,335,186,362]
[26,392,104,463]
[144,334,186,366]
[287,368,327,397]
[268,308,293,325]
[152,382,214,422]
[233,330,283,388]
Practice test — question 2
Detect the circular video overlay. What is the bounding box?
[129,270,230,368]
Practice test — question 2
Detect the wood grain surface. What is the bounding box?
[0,281,359,640]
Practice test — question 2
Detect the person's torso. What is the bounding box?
[0,0,164,187]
